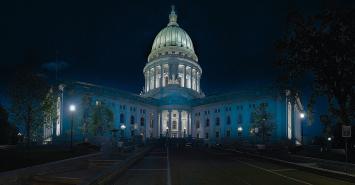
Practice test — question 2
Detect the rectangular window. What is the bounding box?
[172,121,177,129]
[226,130,231,137]
[216,117,220,126]
[227,116,231,125]
[216,131,220,138]
[205,133,209,139]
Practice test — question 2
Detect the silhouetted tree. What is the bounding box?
[0,105,18,144]
[276,9,355,127]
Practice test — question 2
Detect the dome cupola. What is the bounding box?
[143,5,203,98]
[148,5,198,62]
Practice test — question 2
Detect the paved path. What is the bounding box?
[170,147,355,185]
[113,146,168,185]
[113,146,355,185]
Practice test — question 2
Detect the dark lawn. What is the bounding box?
[0,145,97,172]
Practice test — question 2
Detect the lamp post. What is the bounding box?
[300,112,306,145]
[237,126,243,139]
[120,124,126,139]
[69,104,76,150]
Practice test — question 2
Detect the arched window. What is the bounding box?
[140,117,145,126]
[206,118,210,127]
[227,115,231,125]
[120,113,125,123]
[130,116,135,125]
[216,117,220,126]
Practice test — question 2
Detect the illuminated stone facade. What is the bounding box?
[52,6,304,145]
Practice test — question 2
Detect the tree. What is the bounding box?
[88,102,114,136]
[251,103,275,144]
[42,87,59,141]
[0,104,18,144]
[276,9,355,128]
[80,94,93,139]
[8,71,54,146]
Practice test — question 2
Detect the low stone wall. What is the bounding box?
[0,153,100,185]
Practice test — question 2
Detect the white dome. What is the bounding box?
[151,26,195,52]
[148,6,198,62]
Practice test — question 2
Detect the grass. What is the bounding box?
[0,145,96,172]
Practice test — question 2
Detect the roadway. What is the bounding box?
[113,145,355,185]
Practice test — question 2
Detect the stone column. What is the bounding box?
[184,65,187,88]
[147,70,150,91]
[168,110,172,137]
[178,110,182,137]
[196,72,199,92]
[191,69,194,90]
[187,113,190,136]
[195,70,198,91]
[160,65,163,87]
[197,73,201,92]
[153,67,156,89]
[144,72,147,92]
[190,67,193,89]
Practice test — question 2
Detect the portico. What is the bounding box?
[159,109,190,138]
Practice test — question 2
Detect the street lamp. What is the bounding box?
[237,126,243,139]
[300,112,306,145]
[300,112,305,119]
[166,127,169,137]
[69,104,76,150]
[120,124,126,139]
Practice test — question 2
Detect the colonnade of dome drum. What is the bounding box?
[144,62,201,93]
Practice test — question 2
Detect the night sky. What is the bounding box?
[0,0,354,96]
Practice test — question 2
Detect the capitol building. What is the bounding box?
[48,6,305,145]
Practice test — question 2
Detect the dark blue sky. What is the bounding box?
[0,0,354,95]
